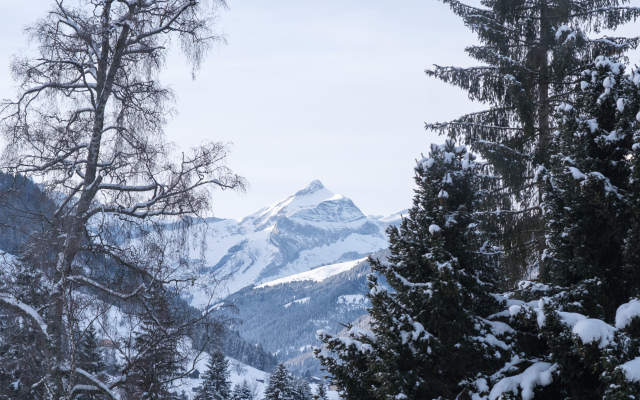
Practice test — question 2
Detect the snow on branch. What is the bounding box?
[0,292,49,338]
[75,368,119,400]
[67,275,145,300]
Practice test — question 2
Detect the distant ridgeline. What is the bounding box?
[0,173,55,254]
[0,172,279,374]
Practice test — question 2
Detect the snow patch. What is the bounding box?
[490,362,558,400]
[615,299,640,329]
[284,297,310,308]
[572,318,616,348]
[255,258,367,288]
[619,357,640,383]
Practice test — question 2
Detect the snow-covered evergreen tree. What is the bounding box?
[126,292,183,400]
[231,379,254,400]
[76,324,106,376]
[429,0,640,280]
[291,376,313,400]
[487,56,640,399]
[313,382,328,400]
[316,140,509,399]
[264,363,294,400]
[194,350,232,400]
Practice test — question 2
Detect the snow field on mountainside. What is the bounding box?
[256,258,367,288]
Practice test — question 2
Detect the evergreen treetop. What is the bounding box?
[317,140,511,399]
[194,350,232,400]
[264,363,294,400]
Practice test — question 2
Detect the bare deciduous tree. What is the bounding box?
[0,0,244,398]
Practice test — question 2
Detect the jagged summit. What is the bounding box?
[294,179,325,196]
[188,181,397,302]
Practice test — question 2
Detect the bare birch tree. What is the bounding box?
[0,0,244,398]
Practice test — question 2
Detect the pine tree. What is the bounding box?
[291,376,313,400]
[76,324,106,376]
[194,350,232,400]
[231,380,254,400]
[429,0,640,279]
[314,382,328,400]
[316,140,509,399]
[264,363,294,400]
[486,56,640,399]
[74,323,107,400]
[126,292,183,400]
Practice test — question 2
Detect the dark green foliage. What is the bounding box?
[501,56,640,399]
[429,0,640,279]
[542,57,635,317]
[195,350,232,400]
[316,141,508,399]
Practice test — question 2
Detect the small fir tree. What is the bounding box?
[231,379,254,400]
[76,324,106,376]
[291,376,313,400]
[194,350,232,400]
[314,381,328,400]
[126,291,183,400]
[264,363,294,400]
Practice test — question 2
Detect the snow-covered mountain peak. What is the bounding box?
[244,180,356,228]
[295,179,326,196]
[189,181,396,302]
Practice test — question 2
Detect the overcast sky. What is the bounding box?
[1,1,638,219]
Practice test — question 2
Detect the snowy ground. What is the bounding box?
[177,355,341,400]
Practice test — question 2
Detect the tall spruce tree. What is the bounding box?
[486,56,640,399]
[316,140,510,399]
[429,0,640,280]
[194,350,232,400]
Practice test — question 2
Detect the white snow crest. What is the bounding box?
[255,258,367,288]
[429,224,441,234]
[615,298,640,329]
[572,319,616,348]
[567,167,586,180]
[489,362,558,400]
[618,357,640,383]
[555,25,571,39]
[595,55,622,75]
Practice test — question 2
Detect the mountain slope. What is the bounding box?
[223,256,378,377]
[190,180,394,303]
